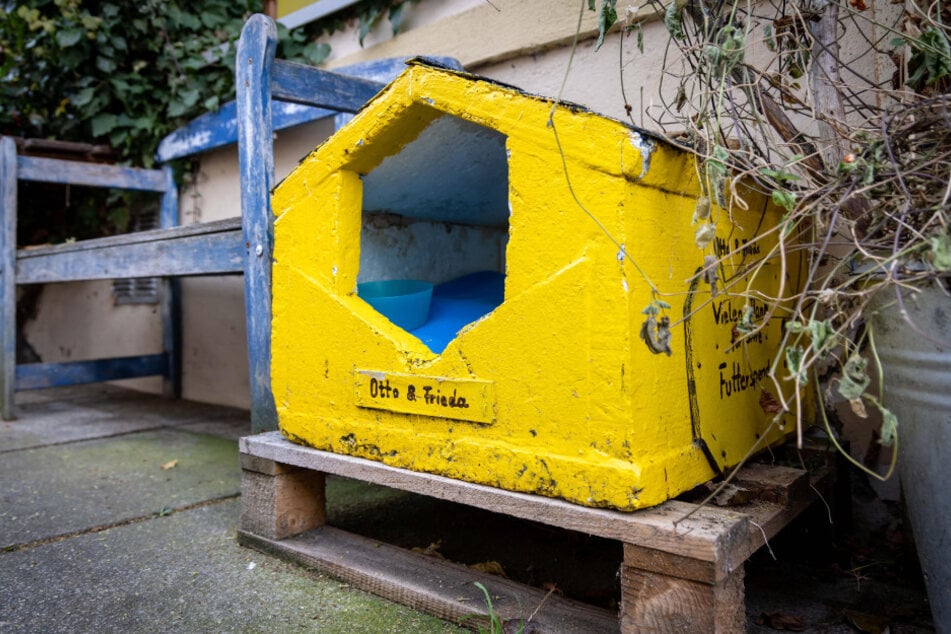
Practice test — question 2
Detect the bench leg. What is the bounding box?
[240,453,326,540]
[1,138,17,420]
[620,544,745,633]
[161,277,182,399]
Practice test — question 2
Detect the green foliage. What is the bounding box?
[641,299,671,315]
[664,1,686,41]
[0,0,416,243]
[736,305,756,334]
[473,581,523,634]
[704,144,730,207]
[900,26,951,91]
[928,232,951,271]
[837,354,870,401]
[0,0,416,167]
[1,0,259,165]
[587,0,617,51]
[771,188,797,212]
[878,405,897,446]
[785,344,806,382]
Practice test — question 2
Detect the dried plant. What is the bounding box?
[598,0,951,463]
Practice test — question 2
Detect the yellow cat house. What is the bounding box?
[270,61,802,511]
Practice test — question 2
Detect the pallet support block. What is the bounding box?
[621,547,745,632]
[238,432,830,633]
[240,453,326,540]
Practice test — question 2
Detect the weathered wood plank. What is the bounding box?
[14,354,167,390]
[16,217,241,257]
[1,137,17,420]
[238,525,618,633]
[16,226,244,283]
[156,101,241,163]
[240,432,751,566]
[729,462,810,507]
[270,59,384,112]
[240,453,304,476]
[16,156,168,192]
[236,14,278,433]
[621,544,719,586]
[158,165,178,228]
[156,57,424,162]
[739,482,824,563]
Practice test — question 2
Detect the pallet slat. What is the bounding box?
[239,526,618,633]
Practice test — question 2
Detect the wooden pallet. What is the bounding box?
[238,431,831,633]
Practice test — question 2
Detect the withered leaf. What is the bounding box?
[759,390,784,415]
[756,611,805,631]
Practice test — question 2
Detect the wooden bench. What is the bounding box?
[0,14,458,431]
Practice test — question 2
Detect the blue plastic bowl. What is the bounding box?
[357,279,433,330]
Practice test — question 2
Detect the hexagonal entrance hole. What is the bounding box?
[357,113,509,353]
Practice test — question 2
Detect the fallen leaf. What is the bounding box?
[161,459,179,471]
[759,390,784,415]
[849,397,869,419]
[470,560,508,578]
[756,611,805,631]
[411,540,445,559]
[843,609,890,634]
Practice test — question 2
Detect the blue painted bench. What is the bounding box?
[1,13,459,431]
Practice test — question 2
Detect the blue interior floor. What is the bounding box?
[410,271,504,353]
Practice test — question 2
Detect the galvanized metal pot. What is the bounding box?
[872,283,951,631]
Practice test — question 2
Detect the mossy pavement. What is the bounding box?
[0,385,464,633]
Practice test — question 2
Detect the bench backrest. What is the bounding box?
[234,14,461,430]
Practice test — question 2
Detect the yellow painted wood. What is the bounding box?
[270,63,807,511]
[354,371,496,424]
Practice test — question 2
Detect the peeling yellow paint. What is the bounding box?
[271,63,807,511]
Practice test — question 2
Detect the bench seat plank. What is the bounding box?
[17,218,244,283]
[15,354,167,390]
[17,156,169,192]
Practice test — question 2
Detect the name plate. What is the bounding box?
[354,370,496,424]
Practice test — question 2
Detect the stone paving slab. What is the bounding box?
[0,499,463,634]
[0,428,241,549]
[3,389,249,452]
